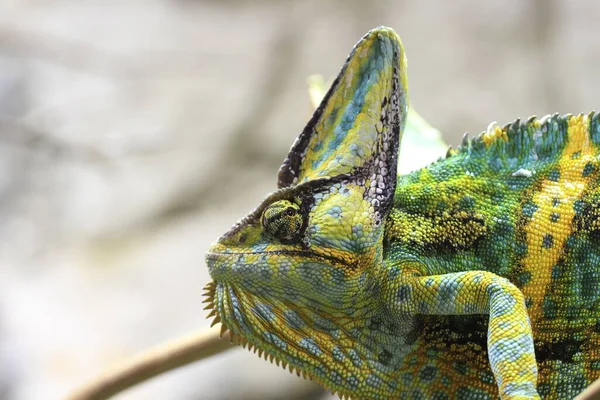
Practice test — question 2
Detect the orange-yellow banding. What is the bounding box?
[522,114,594,323]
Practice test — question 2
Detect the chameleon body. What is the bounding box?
[204,27,600,399]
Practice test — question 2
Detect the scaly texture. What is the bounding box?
[204,27,600,399]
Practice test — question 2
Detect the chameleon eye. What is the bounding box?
[261,200,302,241]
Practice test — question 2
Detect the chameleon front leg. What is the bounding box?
[393,270,539,400]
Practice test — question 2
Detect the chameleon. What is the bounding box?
[204,26,600,399]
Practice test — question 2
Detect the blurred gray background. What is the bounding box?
[0,1,599,399]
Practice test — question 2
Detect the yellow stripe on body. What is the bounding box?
[521,114,594,324]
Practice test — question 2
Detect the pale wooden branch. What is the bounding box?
[64,322,600,400]
[66,326,233,400]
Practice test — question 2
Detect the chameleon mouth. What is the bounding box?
[205,249,354,275]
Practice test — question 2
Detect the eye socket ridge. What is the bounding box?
[261,200,303,241]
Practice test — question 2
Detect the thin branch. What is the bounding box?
[63,321,600,400]
[66,326,233,400]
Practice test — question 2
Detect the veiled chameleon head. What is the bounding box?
[205,27,408,398]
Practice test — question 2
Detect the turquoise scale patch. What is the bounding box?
[298,337,323,356]
[365,373,384,388]
[283,309,306,329]
[348,349,364,367]
[332,346,346,361]
[395,284,412,303]
[347,375,359,390]
[263,332,288,350]
[583,161,595,177]
[330,370,343,385]
[522,201,538,218]
[548,169,561,182]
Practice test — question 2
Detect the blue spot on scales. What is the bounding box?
[298,337,323,356]
[548,169,561,182]
[348,349,364,367]
[283,309,306,330]
[263,332,288,350]
[328,205,343,217]
[252,303,276,322]
[396,284,412,303]
[332,346,346,361]
[330,371,343,385]
[583,162,595,177]
[438,280,461,307]
[347,375,359,390]
[348,142,365,158]
[522,201,538,218]
[366,373,384,388]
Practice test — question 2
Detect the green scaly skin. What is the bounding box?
[204,27,600,399]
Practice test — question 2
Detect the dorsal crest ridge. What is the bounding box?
[441,111,598,165]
